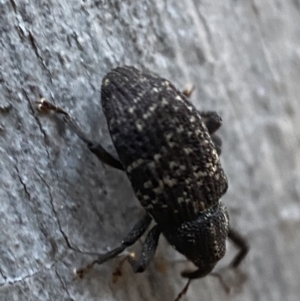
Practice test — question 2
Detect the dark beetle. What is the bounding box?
[37,66,248,294]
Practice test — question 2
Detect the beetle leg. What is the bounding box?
[181,89,223,155]
[210,134,222,156]
[228,228,249,268]
[88,143,123,170]
[198,111,223,155]
[198,111,222,134]
[75,213,152,279]
[127,225,161,273]
[181,87,223,135]
[36,98,124,170]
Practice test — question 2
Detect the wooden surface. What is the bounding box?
[1,1,300,301]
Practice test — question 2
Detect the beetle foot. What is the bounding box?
[211,266,248,295]
[36,98,68,115]
[73,262,96,280]
[111,252,135,283]
[182,84,195,98]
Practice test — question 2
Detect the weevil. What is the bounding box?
[37,66,249,299]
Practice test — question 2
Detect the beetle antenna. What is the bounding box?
[174,279,192,301]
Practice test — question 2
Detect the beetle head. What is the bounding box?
[163,201,229,279]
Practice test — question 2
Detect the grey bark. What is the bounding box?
[1,0,300,301]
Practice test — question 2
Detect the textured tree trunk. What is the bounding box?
[1,1,300,301]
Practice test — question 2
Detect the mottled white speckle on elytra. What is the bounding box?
[205,147,211,154]
[143,195,150,201]
[197,180,203,186]
[131,162,139,171]
[195,129,201,136]
[153,187,163,194]
[213,243,220,254]
[162,98,169,106]
[194,171,207,178]
[190,116,196,123]
[154,154,162,162]
[186,105,193,111]
[210,223,216,235]
[149,104,158,111]
[184,147,193,155]
[131,161,139,169]
[169,161,178,169]
[162,81,170,87]
[142,113,150,119]
[135,120,144,132]
[185,178,192,184]
[128,158,144,172]
[211,149,219,159]
[129,106,137,114]
[152,198,158,204]
[158,180,164,188]
[175,95,183,102]
[210,165,217,173]
[206,163,217,173]
[163,176,177,187]
[138,158,144,165]
[177,125,184,133]
[146,204,154,209]
[195,202,205,211]
[140,77,147,82]
[173,106,179,112]
[171,117,180,125]
[109,118,116,126]
[198,131,209,139]
[177,197,184,203]
[104,79,110,86]
[165,133,173,140]
[143,181,153,189]
[166,133,175,147]
[152,87,159,93]
[148,161,156,169]
[223,210,229,225]
[188,238,196,243]
[179,165,187,171]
